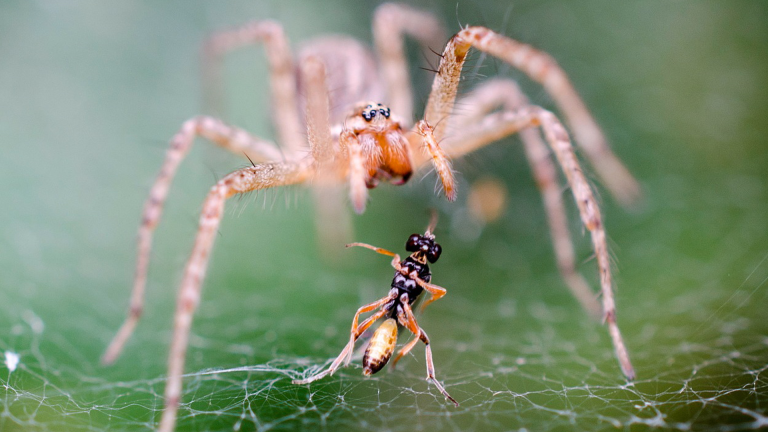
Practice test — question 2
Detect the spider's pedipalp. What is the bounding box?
[414,120,456,201]
[341,130,368,214]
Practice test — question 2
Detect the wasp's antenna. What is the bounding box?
[426,209,439,236]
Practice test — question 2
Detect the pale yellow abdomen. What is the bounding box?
[363,318,398,375]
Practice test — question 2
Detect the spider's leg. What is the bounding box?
[293,307,390,385]
[101,117,282,366]
[398,301,458,406]
[435,105,635,380]
[301,55,333,164]
[372,3,446,124]
[443,79,602,318]
[413,120,456,201]
[423,27,640,205]
[157,161,313,432]
[298,55,353,251]
[202,21,304,154]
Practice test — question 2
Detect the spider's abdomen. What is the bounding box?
[363,318,398,375]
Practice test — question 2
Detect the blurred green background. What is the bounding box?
[1,1,767,431]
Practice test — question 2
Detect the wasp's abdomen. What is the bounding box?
[363,318,398,375]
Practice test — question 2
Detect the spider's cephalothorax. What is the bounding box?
[103,4,640,431]
[346,102,413,190]
[294,217,458,406]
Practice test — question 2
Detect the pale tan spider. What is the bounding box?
[102,4,639,431]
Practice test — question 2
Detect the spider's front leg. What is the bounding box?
[157,161,313,432]
[102,117,282,366]
[424,26,640,205]
[418,26,636,381]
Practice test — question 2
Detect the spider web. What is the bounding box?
[2,215,767,432]
[2,1,768,431]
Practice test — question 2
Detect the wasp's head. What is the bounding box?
[405,233,441,263]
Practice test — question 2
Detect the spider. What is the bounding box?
[101,4,639,431]
[293,216,458,406]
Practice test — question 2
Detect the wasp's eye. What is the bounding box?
[405,234,420,252]
[427,243,442,263]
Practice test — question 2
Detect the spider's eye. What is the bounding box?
[405,234,421,252]
[427,243,442,263]
[379,108,390,119]
[362,109,375,122]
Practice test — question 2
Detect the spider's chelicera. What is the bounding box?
[293,216,457,406]
[102,4,640,431]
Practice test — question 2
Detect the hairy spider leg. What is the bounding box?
[423,26,639,205]
[202,20,304,154]
[450,79,601,318]
[398,299,458,406]
[101,117,283,366]
[156,51,346,431]
[439,104,636,380]
[157,161,312,432]
[418,26,635,381]
[373,3,446,124]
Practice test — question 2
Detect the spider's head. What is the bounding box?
[361,103,391,123]
[405,233,442,264]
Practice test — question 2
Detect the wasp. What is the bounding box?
[293,216,457,406]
